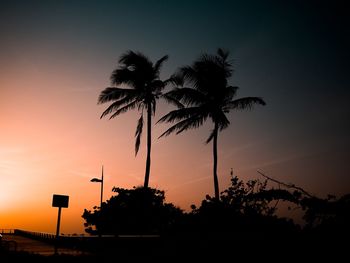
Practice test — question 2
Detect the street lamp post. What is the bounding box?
[91,165,104,237]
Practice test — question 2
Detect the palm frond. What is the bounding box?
[206,129,215,144]
[134,114,143,155]
[165,88,207,106]
[119,50,152,69]
[225,97,266,111]
[152,99,156,115]
[100,96,137,119]
[179,66,201,90]
[217,48,229,61]
[165,73,184,87]
[192,60,228,93]
[198,53,218,66]
[108,100,138,119]
[110,68,138,87]
[154,55,169,76]
[137,103,144,111]
[196,51,233,83]
[161,93,184,109]
[157,107,204,124]
[224,86,239,101]
[100,101,119,119]
[118,50,136,64]
[158,122,181,138]
[216,48,233,78]
[213,111,230,131]
[158,114,207,138]
[115,51,154,87]
[150,80,165,93]
[176,115,207,134]
[98,87,136,104]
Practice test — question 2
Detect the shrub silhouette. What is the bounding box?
[301,193,350,239]
[82,186,183,235]
[180,175,299,238]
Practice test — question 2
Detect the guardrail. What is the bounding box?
[14,229,56,240]
[0,229,15,234]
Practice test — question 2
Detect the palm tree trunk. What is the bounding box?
[144,104,152,188]
[213,122,219,199]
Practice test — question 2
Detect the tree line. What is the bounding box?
[82,171,350,242]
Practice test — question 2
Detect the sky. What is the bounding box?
[1,0,349,234]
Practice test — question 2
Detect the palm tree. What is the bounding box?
[98,50,169,188]
[158,48,266,199]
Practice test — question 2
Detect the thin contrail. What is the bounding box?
[170,175,211,189]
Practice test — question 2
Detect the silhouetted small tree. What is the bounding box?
[186,175,298,237]
[82,186,183,235]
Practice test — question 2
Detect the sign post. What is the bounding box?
[52,194,69,238]
[52,194,69,254]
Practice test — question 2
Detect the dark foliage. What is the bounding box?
[301,193,350,238]
[82,186,183,235]
[82,175,350,243]
[176,175,299,238]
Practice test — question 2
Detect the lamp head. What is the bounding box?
[90,178,102,183]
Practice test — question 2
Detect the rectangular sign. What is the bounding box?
[52,194,69,208]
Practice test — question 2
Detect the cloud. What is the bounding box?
[223,141,258,161]
[241,152,313,172]
[170,175,211,190]
[69,170,101,179]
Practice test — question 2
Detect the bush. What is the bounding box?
[82,186,183,235]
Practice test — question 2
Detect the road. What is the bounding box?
[2,234,87,256]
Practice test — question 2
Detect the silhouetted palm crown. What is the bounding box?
[158,48,265,198]
[98,51,168,187]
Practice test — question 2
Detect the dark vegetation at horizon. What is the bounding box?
[82,172,350,239]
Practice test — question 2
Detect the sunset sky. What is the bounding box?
[1,0,349,234]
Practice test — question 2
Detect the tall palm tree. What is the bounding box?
[158,48,266,199]
[98,50,169,188]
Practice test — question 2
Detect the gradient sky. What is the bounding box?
[1,0,349,234]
